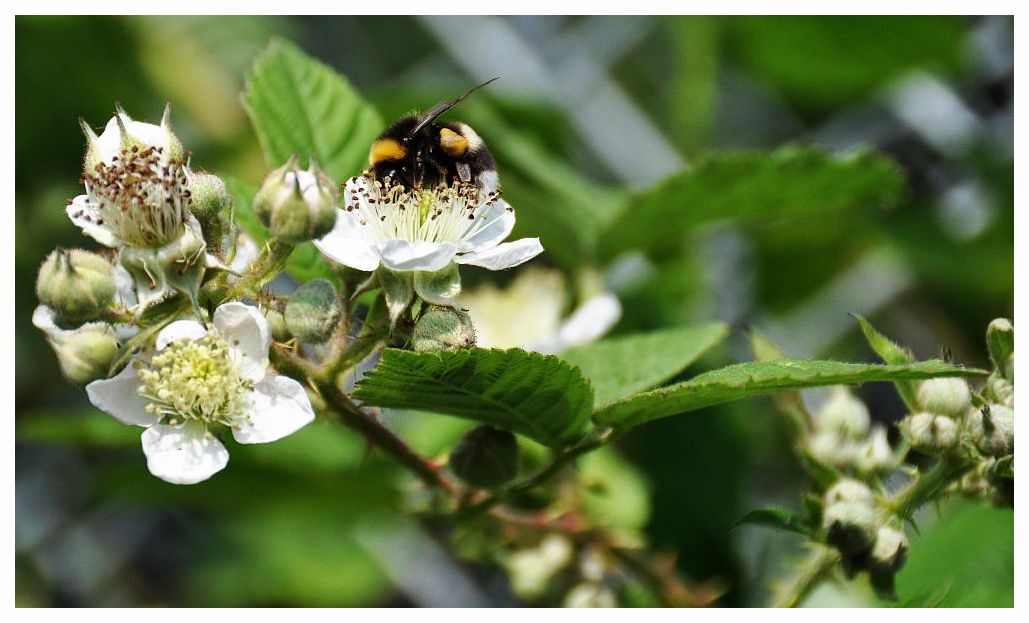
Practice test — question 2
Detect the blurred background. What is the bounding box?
[15,15,1013,606]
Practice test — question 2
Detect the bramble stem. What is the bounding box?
[270,344,452,492]
[889,456,973,519]
[219,239,295,302]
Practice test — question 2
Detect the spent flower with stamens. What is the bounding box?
[314,174,543,273]
[86,302,315,484]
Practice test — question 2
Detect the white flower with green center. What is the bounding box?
[313,175,544,272]
[85,302,315,484]
[458,267,621,354]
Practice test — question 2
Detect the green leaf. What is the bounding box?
[353,348,593,448]
[600,146,904,259]
[594,359,986,430]
[223,176,338,284]
[732,506,812,536]
[853,314,920,411]
[561,322,728,409]
[748,328,812,441]
[889,502,1012,607]
[242,37,384,181]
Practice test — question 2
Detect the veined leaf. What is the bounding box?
[243,37,384,181]
[562,322,729,409]
[594,359,986,430]
[600,146,904,259]
[353,348,593,448]
[853,314,920,411]
[223,176,338,284]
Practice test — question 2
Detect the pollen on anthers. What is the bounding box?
[78,145,192,247]
[343,174,512,244]
[135,331,253,429]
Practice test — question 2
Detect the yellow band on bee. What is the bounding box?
[369,138,406,165]
[439,127,469,157]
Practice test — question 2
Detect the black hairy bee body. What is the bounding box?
[368,79,499,195]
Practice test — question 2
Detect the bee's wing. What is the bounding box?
[408,77,499,137]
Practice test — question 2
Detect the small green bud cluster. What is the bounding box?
[808,388,893,474]
[36,248,116,328]
[253,156,338,243]
[412,306,477,352]
[50,324,121,384]
[820,479,908,599]
[284,279,341,343]
[898,377,972,455]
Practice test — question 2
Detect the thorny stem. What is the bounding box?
[270,344,452,492]
[888,456,974,520]
[219,239,295,302]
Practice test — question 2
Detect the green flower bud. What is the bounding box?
[449,425,520,489]
[187,171,231,220]
[917,378,971,418]
[36,249,116,327]
[284,279,340,343]
[822,479,877,557]
[412,306,476,352]
[966,404,1014,457]
[818,388,870,439]
[50,324,120,384]
[253,156,338,243]
[900,412,958,454]
[984,374,1014,409]
[986,318,1014,378]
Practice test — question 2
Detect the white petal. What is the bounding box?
[141,421,229,485]
[65,195,119,247]
[86,363,159,427]
[229,233,260,273]
[232,375,315,444]
[213,302,270,382]
[528,293,622,354]
[156,320,207,350]
[32,305,60,336]
[112,264,137,307]
[455,238,544,270]
[313,210,381,272]
[460,198,515,251]
[378,240,459,272]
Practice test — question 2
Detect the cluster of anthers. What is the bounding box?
[136,331,253,429]
[343,175,511,245]
[73,145,191,248]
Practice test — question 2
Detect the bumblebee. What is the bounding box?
[368,79,499,195]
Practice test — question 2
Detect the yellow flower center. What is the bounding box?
[137,331,252,426]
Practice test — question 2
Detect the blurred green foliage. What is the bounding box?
[16,15,1012,607]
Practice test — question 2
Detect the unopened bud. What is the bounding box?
[449,425,520,489]
[818,388,870,439]
[900,412,958,453]
[966,404,1014,457]
[50,324,120,384]
[187,171,231,219]
[984,375,1014,409]
[412,306,476,352]
[284,279,340,343]
[822,479,877,557]
[986,319,1014,377]
[917,378,971,418]
[36,249,116,328]
[253,156,338,243]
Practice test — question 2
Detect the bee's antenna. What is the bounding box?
[409,77,499,137]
